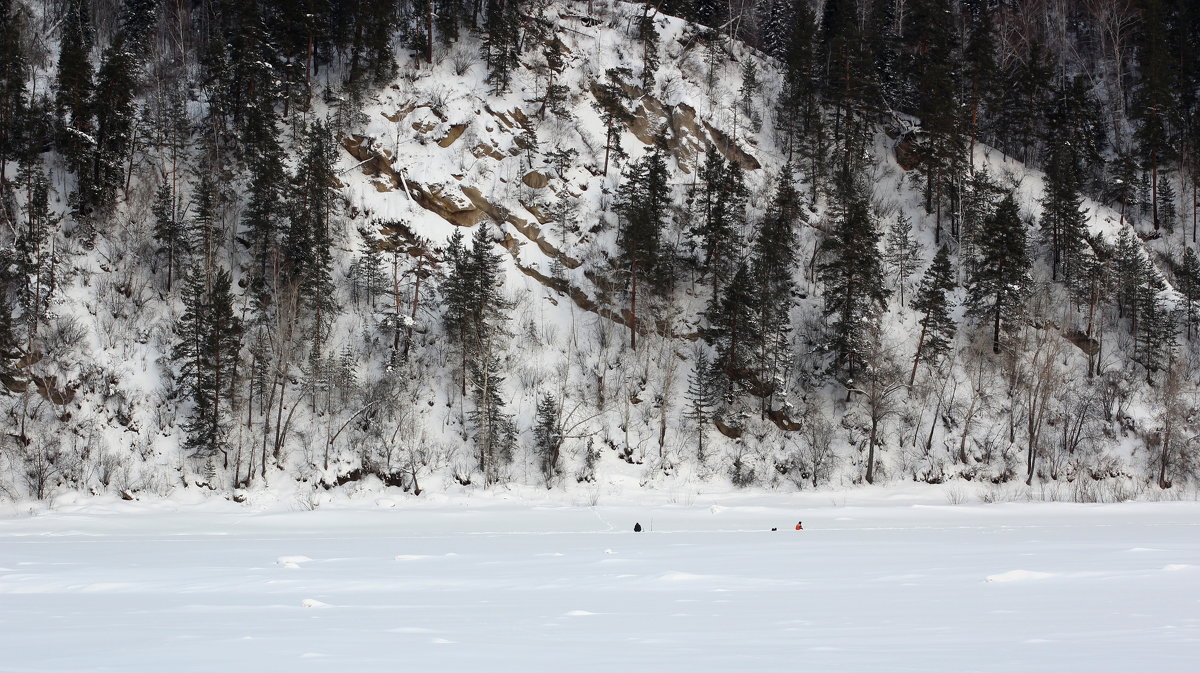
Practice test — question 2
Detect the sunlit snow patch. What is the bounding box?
[276,556,311,569]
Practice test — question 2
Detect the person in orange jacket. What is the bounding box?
[795,521,803,530]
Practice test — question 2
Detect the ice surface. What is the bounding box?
[1,499,1198,672]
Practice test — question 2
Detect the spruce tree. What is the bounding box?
[909,245,956,385]
[774,2,818,168]
[966,194,1030,354]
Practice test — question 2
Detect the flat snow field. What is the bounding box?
[1,498,1198,672]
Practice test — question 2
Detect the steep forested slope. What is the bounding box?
[1,0,1199,504]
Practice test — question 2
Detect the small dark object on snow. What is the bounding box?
[634,522,642,532]
[771,527,777,531]
[795,521,803,530]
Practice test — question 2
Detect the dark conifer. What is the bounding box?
[966,194,1030,354]
[909,245,956,385]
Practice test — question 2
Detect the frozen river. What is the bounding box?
[2,498,1197,672]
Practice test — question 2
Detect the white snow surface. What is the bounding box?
[2,496,1198,672]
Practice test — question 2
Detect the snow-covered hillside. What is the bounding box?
[2,0,1199,507]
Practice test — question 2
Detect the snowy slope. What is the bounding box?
[2,0,1198,507]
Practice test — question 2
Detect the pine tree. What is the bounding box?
[1041,134,1089,284]
[15,161,59,338]
[683,347,718,464]
[91,32,138,215]
[1105,152,1140,226]
[756,0,795,60]
[1133,0,1176,231]
[692,146,745,294]
[442,227,471,354]
[819,172,888,391]
[285,120,338,345]
[444,221,512,468]
[962,4,996,152]
[616,141,672,350]
[909,245,956,385]
[904,0,961,242]
[636,9,659,91]
[0,279,17,388]
[118,0,158,62]
[351,230,387,309]
[152,179,189,292]
[0,0,29,175]
[966,194,1030,354]
[991,42,1052,165]
[1157,174,1178,233]
[749,171,801,412]
[883,213,920,307]
[704,262,758,421]
[175,266,243,465]
[190,172,220,277]
[240,97,286,306]
[738,59,761,134]
[55,0,96,218]
[1177,247,1200,340]
[960,168,1002,278]
[591,69,636,176]
[469,352,515,485]
[775,1,819,169]
[533,392,562,484]
[481,0,522,95]
[1113,226,1144,321]
[1133,272,1178,385]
